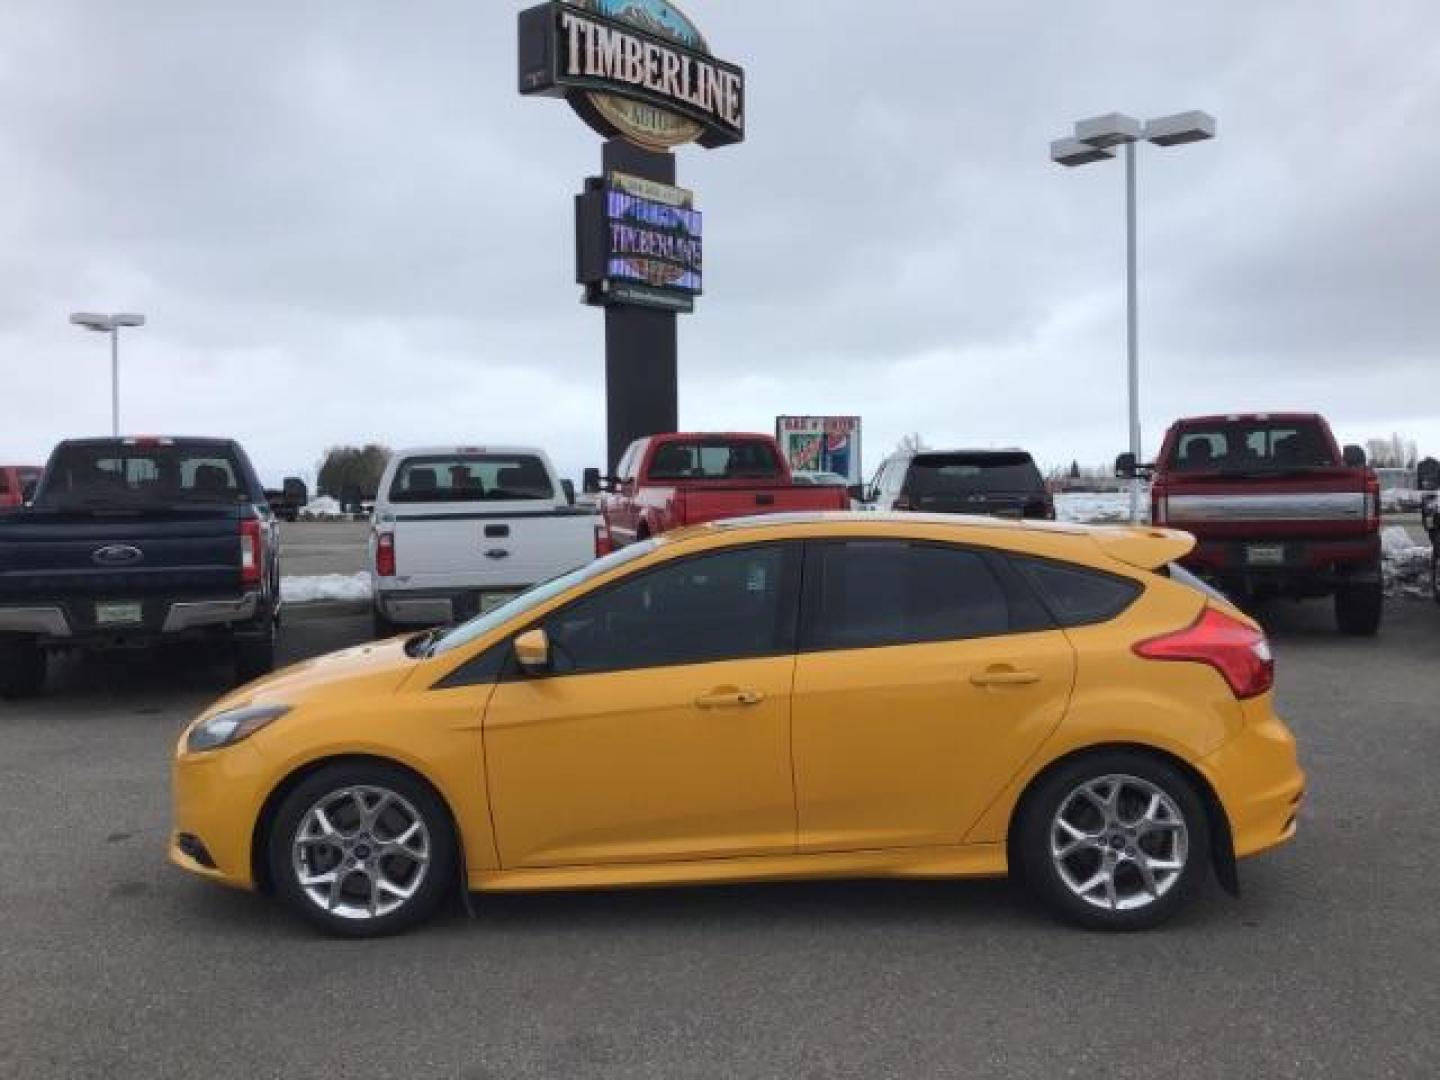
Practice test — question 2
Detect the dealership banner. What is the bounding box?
[776,417,863,485]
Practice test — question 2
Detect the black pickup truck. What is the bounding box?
[0,437,281,699]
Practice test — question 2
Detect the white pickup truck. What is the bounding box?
[368,447,597,637]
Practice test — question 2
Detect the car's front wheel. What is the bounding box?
[268,762,456,937]
[1017,752,1210,930]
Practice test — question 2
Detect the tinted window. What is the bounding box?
[1013,557,1141,627]
[904,453,1044,503]
[1169,420,1335,472]
[646,440,782,481]
[36,443,247,507]
[390,454,554,503]
[806,541,1013,651]
[0,472,7,494]
[544,545,796,675]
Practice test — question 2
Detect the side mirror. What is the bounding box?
[561,479,576,506]
[513,628,551,674]
[20,480,38,504]
[582,468,601,495]
[1115,452,1138,479]
[1417,457,1440,491]
[1342,445,1367,468]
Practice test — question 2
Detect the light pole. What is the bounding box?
[69,312,146,437]
[1050,110,1216,522]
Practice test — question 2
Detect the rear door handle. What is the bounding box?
[695,688,765,709]
[970,668,1041,688]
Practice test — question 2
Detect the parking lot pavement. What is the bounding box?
[278,521,371,577]
[2,601,1438,1079]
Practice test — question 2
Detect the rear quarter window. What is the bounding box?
[1012,556,1142,627]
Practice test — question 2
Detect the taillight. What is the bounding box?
[240,519,263,587]
[1134,606,1274,700]
[1151,482,1168,526]
[375,532,396,578]
[594,522,613,557]
[1364,473,1380,528]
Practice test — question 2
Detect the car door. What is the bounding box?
[790,539,1075,852]
[483,542,802,868]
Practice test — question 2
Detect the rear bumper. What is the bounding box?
[375,585,524,627]
[1185,535,1380,591]
[1198,694,1306,860]
[0,592,266,644]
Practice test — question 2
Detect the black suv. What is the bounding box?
[0,437,282,698]
[866,449,1055,520]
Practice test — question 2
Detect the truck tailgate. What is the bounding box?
[676,484,849,526]
[1162,475,1370,539]
[392,508,596,589]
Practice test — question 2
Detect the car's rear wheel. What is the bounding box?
[0,635,46,700]
[1017,752,1210,930]
[268,762,456,938]
[1334,575,1383,636]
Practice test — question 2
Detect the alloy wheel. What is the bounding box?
[1049,774,1189,913]
[291,785,431,921]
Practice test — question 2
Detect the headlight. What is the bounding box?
[186,704,291,754]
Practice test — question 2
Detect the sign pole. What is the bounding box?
[601,139,680,474]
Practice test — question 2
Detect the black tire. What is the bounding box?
[1431,546,1439,606]
[234,621,277,685]
[1334,576,1383,636]
[0,635,46,701]
[372,609,398,640]
[267,761,457,938]
[1016,750,1211,931]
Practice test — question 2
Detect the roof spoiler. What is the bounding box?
[1091,526,1196,571]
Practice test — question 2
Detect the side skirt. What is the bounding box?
[469,844,1008,894]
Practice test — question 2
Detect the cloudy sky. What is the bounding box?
[2,0,1437,486]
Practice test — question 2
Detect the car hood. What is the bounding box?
[202,635,418,718]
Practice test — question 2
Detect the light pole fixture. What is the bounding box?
[70,312,146,437]
[1050,110,1217,522]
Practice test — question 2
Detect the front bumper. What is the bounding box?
[169,740,271,891]
[1198,693,1306,860]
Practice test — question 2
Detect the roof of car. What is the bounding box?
[391,446,551,458]
[1171,412,1323,425]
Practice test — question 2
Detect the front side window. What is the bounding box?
[645,440,782,481]
[389,455,554,503]
[804,541,1014,651]
[543,545,797,675]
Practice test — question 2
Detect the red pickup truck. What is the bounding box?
[1120,412,1382,635]
[596,433,850,552]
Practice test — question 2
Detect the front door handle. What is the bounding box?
[970,668,1041,688]
[695,687,766,709]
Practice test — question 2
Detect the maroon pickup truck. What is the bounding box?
[595,433,850,553]
[1120,412,1382,635]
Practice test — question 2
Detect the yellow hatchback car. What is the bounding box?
[171,514,1304,936]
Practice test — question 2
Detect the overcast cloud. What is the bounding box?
[2,0,1437,485]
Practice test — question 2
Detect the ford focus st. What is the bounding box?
[171,514,1304,937]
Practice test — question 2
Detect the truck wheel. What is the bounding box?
[372,610,397,640]
[0,635,47,700]
[1431,547,1439,605]
[1335,577,1383,636]
[234,623,277,685]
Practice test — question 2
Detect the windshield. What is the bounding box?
[1168,420,1336,473]
[428,540,659,656]
[35,443,248,508]
[389,454,554,503]
[646,440,782,481]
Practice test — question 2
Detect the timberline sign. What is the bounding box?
[518,0,746,150]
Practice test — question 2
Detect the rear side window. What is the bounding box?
[646,440,782,481]
[36,444,247,507]
[1013,557,1141,627]
[389,455,554,503]
[805,541,1017,651]
[904,453,1044,500]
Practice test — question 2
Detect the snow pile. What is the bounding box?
[299,496,345,521]
[1381,488,1426,513]
[1381,526,1432,598]
[1055,492,1142,524]
[282,573,372,604]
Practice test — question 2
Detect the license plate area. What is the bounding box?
[95,601,144,627]
[1245,544,1286,567]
